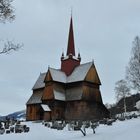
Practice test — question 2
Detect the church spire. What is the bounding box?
[67,16,75,56]
[61,16,81,76]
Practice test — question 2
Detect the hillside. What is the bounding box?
[109,93,140,117]
[1,117,140,140]
[0,110,26,121]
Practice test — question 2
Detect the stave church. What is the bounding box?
[26,17,109,121]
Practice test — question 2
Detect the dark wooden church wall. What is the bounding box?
[42,100,65,121]
[26,104,44,121]
[44,112,51,121]
[42,84,54,100]
[65,101,109,121]
[82,85,103,103]
[51,101,65,121]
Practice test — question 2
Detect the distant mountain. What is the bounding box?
[0,110,26,121]
[0,115,6,121]
[7,110,26,120]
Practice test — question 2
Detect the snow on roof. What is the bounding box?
[72,56,79,61]
[67,62,92,83]
[49,68,67,83]
[26,91,43,105]
[41,104,51,111]
[32,62,93,90]
[49,62,93,84]
[32,73,46,90]
[62,55,79,61]
[62,55,69,60]
[54,90,66,101]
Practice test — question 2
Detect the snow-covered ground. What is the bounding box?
[1,118,140,140]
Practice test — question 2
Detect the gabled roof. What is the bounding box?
[26,91,43,105]
[30,61,102,102]
[32,73,46,90]
[85,64,101,85]
[32,62,100,90]
[49,68,67,83]
[48,62,94,83]
[41,104,51,111]
[67,62,93,83]
[54,90,66,101]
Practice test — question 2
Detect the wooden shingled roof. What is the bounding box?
[31,61,102,102]
[33,62,100,90]
[26,90,43,105]
[32,73,46,90]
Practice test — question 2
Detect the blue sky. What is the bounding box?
[0,0,140,115]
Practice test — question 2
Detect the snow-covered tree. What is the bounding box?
[126,36,140,92]
[115,79,130,116]
[0,0,15,23]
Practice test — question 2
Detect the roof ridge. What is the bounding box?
[66,61,93,83]
[32,61,94,90]
[78,61,93,66]
[49,67,67,74]
[40,72,46,75]
[70,61,93,72]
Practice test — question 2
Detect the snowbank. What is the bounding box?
[0,118,140,140]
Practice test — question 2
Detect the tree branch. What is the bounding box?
[0,40,23,54]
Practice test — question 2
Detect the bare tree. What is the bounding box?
[126,36,140,92]
[0,0,22,54]
[115,79,130,117]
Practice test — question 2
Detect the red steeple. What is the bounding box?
[67,17,75,56]
[61,16,81,76]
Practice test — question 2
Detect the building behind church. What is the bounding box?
[26,17,109,121]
